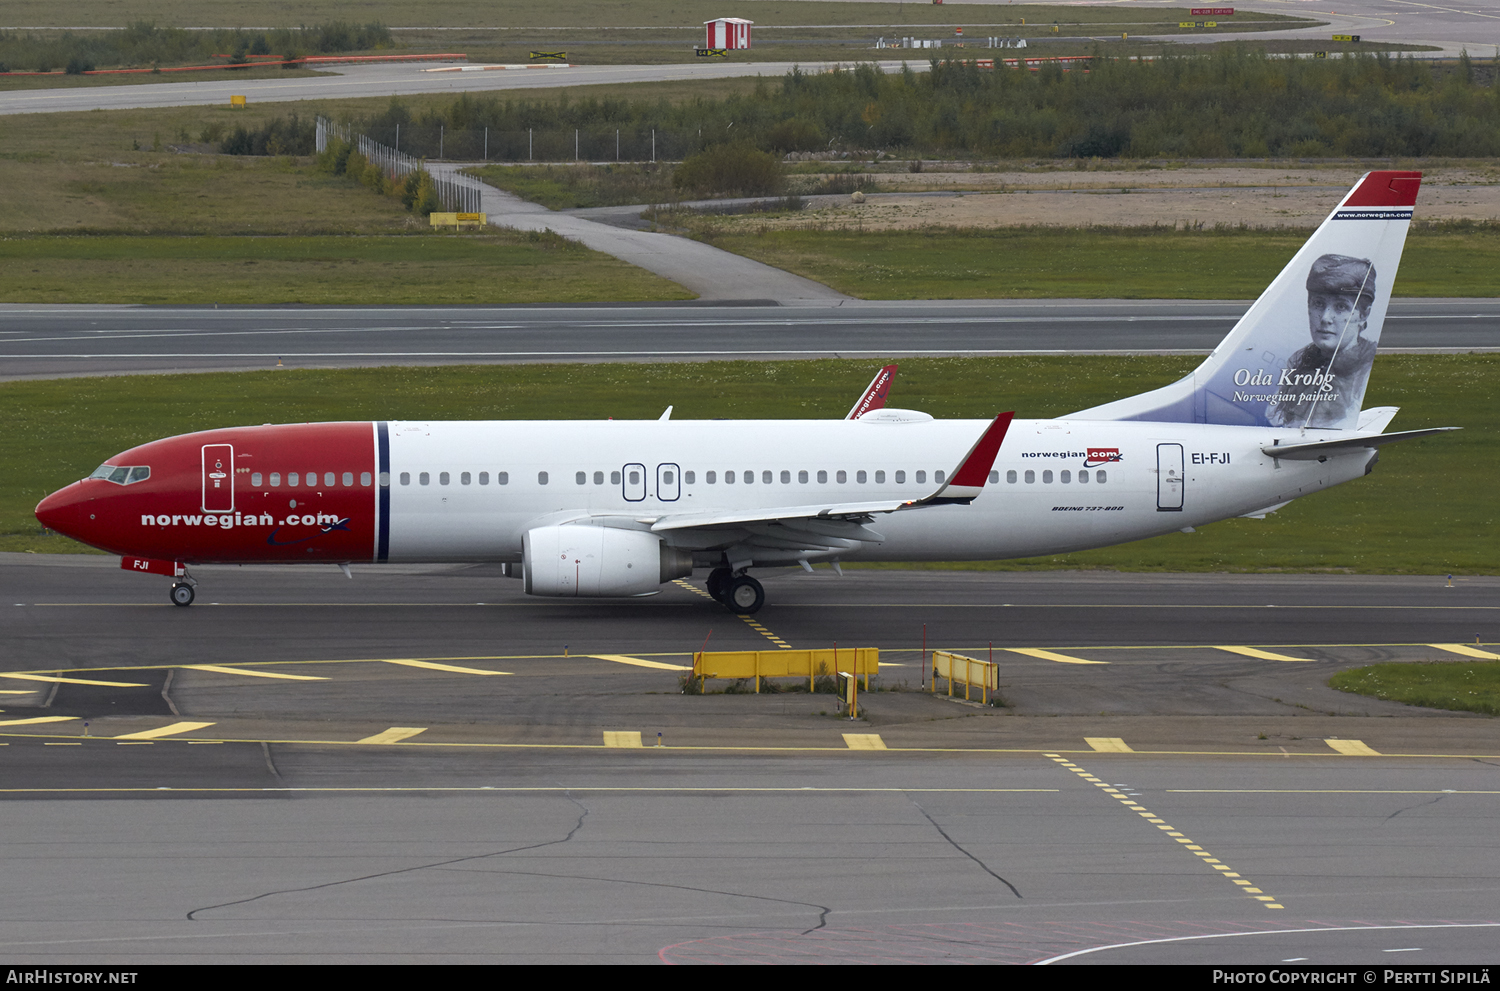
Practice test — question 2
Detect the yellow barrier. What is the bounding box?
[229,95,246,108]
[692,647,878,693]
[429,212,487,229]
[931,650,998,703]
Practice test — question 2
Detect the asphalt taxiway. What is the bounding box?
[2,298,1496,380]
[1,555,1496,963]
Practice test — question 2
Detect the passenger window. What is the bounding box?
[1097,470,1108,484]
[989,470,999,484]
[379,472,390,487]
[289,472,299,486]
[762,470,772,484]
[576,471,587,485]
[744,471,754,484]
[1025,470,1035,484]
[498,472,509,485]
[798,470,808,483]
[817,470,827,483]
[361,472,372,486]
[479,472,489,485]
[343,472,354,486]
[251,472,262,486]
[419,472,430,485]
[780,470,790,484]
[896,470,906,484]
[1043,470,1053,484]
[706,471,716,484]
[875,470,885,483]
[538,472,549,485]
[594,471,604,485]
[1079,470,1090,484]
[271,472,282,486]
[1060,470,1071,484]
[856,470,866,483]
[836,470,847,483]
[1007,470,1017,484]
[324,472,335,487]
[725,471,735,484]
[440,472,450,486]
[461,472,472,485]
[935,471,946,484]
[399,472,410,486]
[628,470,640,485]
[664,470,675,485]
[610,471,620,485]
[685,471,695,485]
[916,470,926,484]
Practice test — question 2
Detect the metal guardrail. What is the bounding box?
[692,647,878,694]
[931,649,998,703]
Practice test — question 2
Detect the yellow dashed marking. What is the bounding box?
[184,665,328,681]
[603,731,643,748]
[356,727,427,745]
[114,721,216,740]
[382,659,511,676]
[739,615,792,648]
[1006,647,1108,665]
[1058,755,1283,909]
[673,579,715,599]
[0,690,37,695]
[1086,737,1134,753]
[0,673,147,687]
[1429,643,1500,660]
[589,654,693,671]
[1325,738,1382,756]
[0,717,76,727]
[1215,646,1312,662]
[842,733,887,750]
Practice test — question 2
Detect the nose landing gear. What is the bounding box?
[169,571,198,607]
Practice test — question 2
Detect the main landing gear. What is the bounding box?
[706,567,765,615]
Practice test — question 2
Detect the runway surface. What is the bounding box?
[2,556,1497,963]
[2,298,1496,380]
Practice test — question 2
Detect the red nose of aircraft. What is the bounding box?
[35,482,86,539]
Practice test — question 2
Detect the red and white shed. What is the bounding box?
[704,18,753,50]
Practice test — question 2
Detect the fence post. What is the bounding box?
[484,127,488,161]
[575,128,578,162]
[529,128,532,161]
[616,128,619,162]
[652,128,656,163]
[440,124,444,160]
[395,124,399,154]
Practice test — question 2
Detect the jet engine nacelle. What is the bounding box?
[523,525,692,597]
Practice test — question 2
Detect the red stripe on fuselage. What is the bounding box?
[39,422,377,563]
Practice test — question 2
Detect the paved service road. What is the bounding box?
[1,560,1498,963]
[1,298,1495,380]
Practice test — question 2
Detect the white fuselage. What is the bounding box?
[383,417,1370,564]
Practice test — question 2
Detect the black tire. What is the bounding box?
[726,575,764,614]
[706,567,732,603]
[170,583,195,607]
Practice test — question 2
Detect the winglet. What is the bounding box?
[908,413,1014,507]
[846,364,899,419]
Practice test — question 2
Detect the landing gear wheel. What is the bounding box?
[726,575,764,615]
[170,583,195,607]
[706,567,732,603]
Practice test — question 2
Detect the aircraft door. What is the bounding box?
[622,463,646,502]
[656,463,680,502]
[202,444,234,513]
[1156,443,1184,512]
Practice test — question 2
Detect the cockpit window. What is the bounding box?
[90,464,150,485]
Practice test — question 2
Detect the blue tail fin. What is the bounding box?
[1073,171,1421,430]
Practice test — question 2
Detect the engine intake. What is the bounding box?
[523,525,691,597]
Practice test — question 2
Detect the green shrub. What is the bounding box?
[672,142,782,197]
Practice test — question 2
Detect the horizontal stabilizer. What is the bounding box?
[1263,427,1459,460]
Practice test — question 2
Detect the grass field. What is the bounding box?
[4,2,1311,31]
[0,233,691,304]
[689,225,1500,299]
[1330,661,1500,716]
[3,354,1490,574]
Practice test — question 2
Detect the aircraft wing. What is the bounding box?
[1263,426,1459,460]
[650,413,1014,536]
